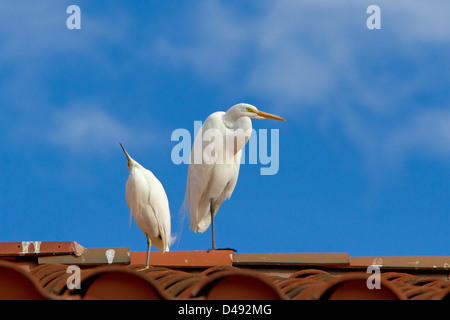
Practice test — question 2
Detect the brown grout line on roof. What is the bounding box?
[290,269,333,279]
[232,252,350,267]
[37,247,131,265]
[279,277,331,300]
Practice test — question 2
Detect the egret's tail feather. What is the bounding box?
[196,218,211,233]
[128,211,133,228]
[167,234,177,252]
[175,194,189,248]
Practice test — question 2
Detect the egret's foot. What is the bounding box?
[207,248,237,253]
[137,265,150,272]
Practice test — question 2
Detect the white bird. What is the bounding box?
[120,143,173,270]
[185,103,285,250]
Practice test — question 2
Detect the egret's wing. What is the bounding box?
[145,170,173,252]
[186,112,225,232]
[127,167,172,253]
[220,149,242,201]
[125,179,135,228]
[186,161,215,232]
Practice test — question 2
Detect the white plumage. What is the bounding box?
[185,103,285,249]
[121,143,173,269]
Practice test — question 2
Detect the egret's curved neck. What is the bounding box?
[223,108,244,129]
[232,116,252,132]
[223,115,253,155]
[222,115,234,129]
[222,107,253,131]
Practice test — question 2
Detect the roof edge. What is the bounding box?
[350,256,450,270]
[232,252,350,266]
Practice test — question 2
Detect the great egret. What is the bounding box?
[185,103,285,250]
[120,143,173,270]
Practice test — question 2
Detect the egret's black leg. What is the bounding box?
[138,235,151,271]
[145,236,151,268]
[210,200,216,251]
[207,201,237,253]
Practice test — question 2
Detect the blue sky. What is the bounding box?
[0,1,449,257]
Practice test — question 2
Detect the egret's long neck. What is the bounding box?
[224,116,253,155]
[232,116,252,132]
[223,108,242,128]
[129,160,144,172]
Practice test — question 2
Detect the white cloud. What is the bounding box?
[153,1,250,80]
[0,0,129,110]
[2,1,449,167]
[150,0,450,168]
[151,1,361,108]
[387,0,450,43]
[0,2,127,59]
[48,107,129,154]
[385,109,450,162]
[45,105,163,156]
[0,1,138,157]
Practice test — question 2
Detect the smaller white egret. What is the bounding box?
[120,143,174,270]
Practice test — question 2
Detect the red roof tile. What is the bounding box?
[0,241,85,257]
[0,242,449,300]
[130,249,234,267]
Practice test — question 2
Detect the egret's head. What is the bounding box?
[120,143,133,170]
[233,103,286,121]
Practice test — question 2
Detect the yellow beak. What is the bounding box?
[254,110,286,121]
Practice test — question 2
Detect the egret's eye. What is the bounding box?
[246,108,254,113]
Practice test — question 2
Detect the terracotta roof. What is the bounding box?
[0,241,448,300]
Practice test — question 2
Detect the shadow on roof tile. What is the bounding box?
[305,273,406,300]
[0,261,58,300]
[189,269,287,300]
[74,266,172,300]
